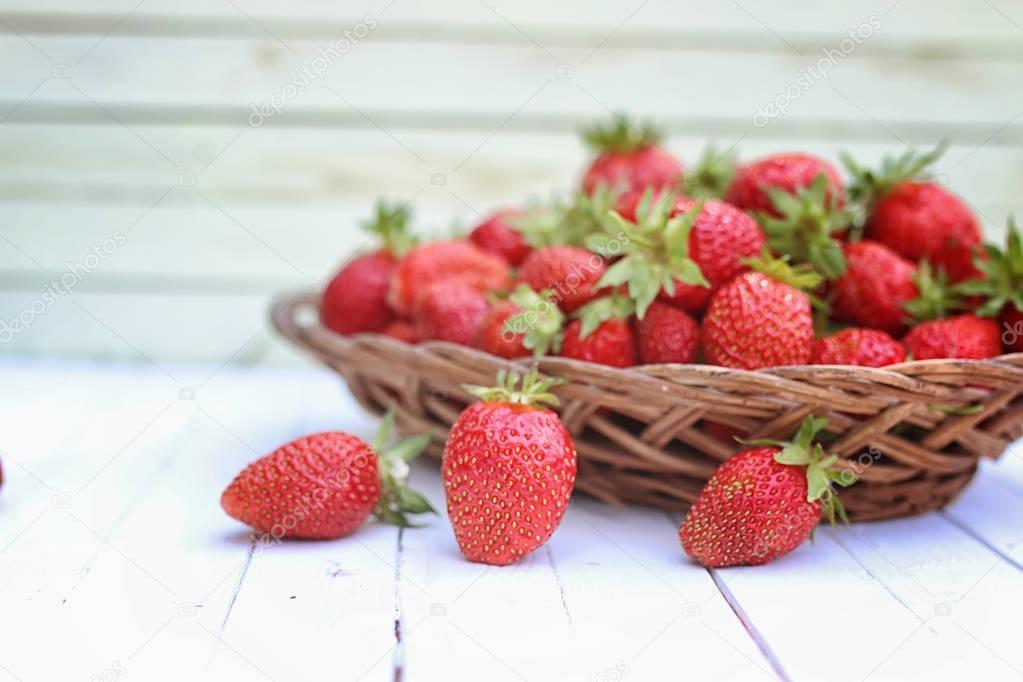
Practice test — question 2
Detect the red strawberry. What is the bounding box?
[701,258,818,370]
[813,328,906,367]
[902,314,1002,360]
[580,114,682,196]
[389,240,511,318]
[381,320,416,344]
[561,295,638,368]
[475,285,565,359]
[443,370,577,565]
[221,415,433,540]
[321,202,415,336]
[517,245,607,313]
[726,153,845,218]
[831,240,918,335]
[680,416,849,567]
[658,197,767,313]
[957,217,1023,352]
[412,282,490,346]
[637,301,699,364]
[845,144,983,282]
[468,210,531,266]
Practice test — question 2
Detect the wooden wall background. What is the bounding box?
[0,0,1021,365]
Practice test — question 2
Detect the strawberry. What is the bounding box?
[844,144,983,282]
[389,240,511,318]
[443,370,576,565]
[412,281,490,346]
[637,301,699,364]
[321,202,415,336]
[517,245,608,313]
[468,210,531,266]
[658,197,767,313]
[221,413,433,540]
[701,256,818,370]
[813,328,905,367]
[755,173,852,280]
[726,152,845,218]
[831,240,918,335]
[381,320,416,344]
[902,314,1003,360]
[957,217,1023,352]
[516,188,620,250]
[479,285,565,358]
[680,417,849,567]
[561,295,639,368]
[580,114,683,196]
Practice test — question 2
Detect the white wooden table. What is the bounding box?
[1,360,1022,682]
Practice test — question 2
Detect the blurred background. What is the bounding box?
[0,0,1020,367]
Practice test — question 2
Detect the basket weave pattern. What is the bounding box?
[273,293,1023,522]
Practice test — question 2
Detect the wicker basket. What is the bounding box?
[272,292,1023,522]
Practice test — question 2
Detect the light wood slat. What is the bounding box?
[1,36,1021,129]
[1,0,1022,44]
[399,463,777,681]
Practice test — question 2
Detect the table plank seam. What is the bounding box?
[707,568,791,682]
[938,510,1023,574]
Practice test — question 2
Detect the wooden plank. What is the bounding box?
[1,35,1021,129]
[399,463,778,681]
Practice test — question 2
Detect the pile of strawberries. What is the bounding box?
[320,114,1022,370]
[219,115,1022,570]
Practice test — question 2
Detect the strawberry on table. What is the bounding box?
[517,245,608,313]
[637,301,700,365]
[813,328,906,367]
[560,294,639,368]
[957,217,1023,352]
[443,369,577,566]
[412,281,491,346]
[726,152,845,218]
[580,113,683,196]
[680,416,851,568]
[321,202,416,336]
[468,209,531,266]
[701,254,819,370]
[830,240,919,336]
[389,240,511,318]
[221,412,434,540]
[902,314,1003,360]
[844,143,983,282]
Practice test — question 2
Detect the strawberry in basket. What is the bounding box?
[443,369,576,566]
[580,113,683,196]
[321,202,416,336]
[956,217,1023,353]
[468,209,531,267]
[389,240,511,318]
[844,143,983,282]
[680,416,852,567]
[726,152,845,218]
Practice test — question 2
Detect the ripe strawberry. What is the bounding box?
[637,301,699,364]
[221,413,433,540]
[726,152,845,218]
[412,281,490,346]
[831,240,918,335]
[560,295,639,368]
[580,114,683,196]
[443,370,576,565]
[844,144,983,282]
[813,328,905,367]
[701,257,818,370]
[381,320,416,344]
[477,285,565,358]
[468,210,531,266]
[680,416,849,568]
[957,217,1023,352]
[389,240,511,318]
[658,197,767,313]
[321,202,415,336]
[517,245,607,313]
[902,314,1003,360]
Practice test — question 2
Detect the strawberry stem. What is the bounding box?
[463,368,566,409]
[363,200,417,257]
[581,112,663,155]
[373,410,436,527]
